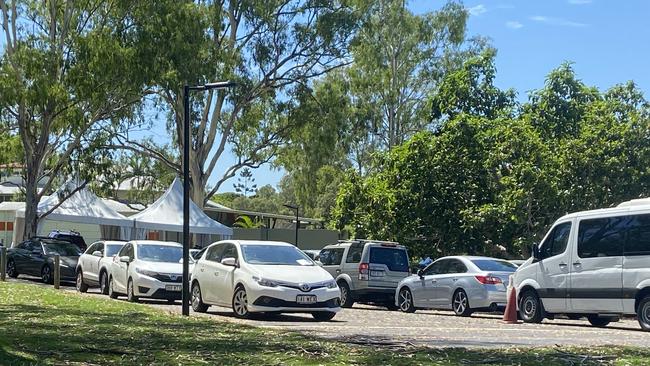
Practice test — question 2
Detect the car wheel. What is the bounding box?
[232,286,251,319]
[519,290,544,323]
[311,311,336,321]
[127,278,139,303]
[76,271,88,293]
[638,296,650,331]
[191,282,209,313]
[108,277,118,299]
[587,315,612,327]
[6,259,18,278]
[338,281,354,308]
[99,271,109,295]
[41,265,53,285]
[452,289,472,317]
[398,287,416,313]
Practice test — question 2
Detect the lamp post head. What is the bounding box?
[203,81,238,90]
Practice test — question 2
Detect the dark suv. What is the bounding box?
[48,230,87,252]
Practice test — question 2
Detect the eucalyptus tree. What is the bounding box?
[0,0,149,239]
[118,0,359,208]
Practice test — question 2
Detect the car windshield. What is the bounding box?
[241,245,314,266]
[471,259,518,272]
[44,242,81,256]
[105,244,124,257]
[137,245,183,263]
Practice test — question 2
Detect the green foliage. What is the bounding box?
[233,167,257,197]
[334,64,650,259]
[233,215,265,229]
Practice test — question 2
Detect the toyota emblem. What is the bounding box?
[299,283,311,292]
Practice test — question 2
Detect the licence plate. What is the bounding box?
[165,285,182,292]
[296,295,317,304]
[370,270,384,277]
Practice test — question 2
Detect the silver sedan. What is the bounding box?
[395,256,517,316]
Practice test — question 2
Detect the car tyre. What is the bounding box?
[76,270,88,293]
[587,315,612,327]
[232,286,251,319]
[638,296,650,331]
[41,265,53,285]
[398,287,416,313]
[191,282,209,313]
[99,271,109,295]
[6,259,18,278]
[338,281,354,308]
[127,278,139,303]
[311,312,336,321]
[519,290,544,323]
[108,276,118,299]
[452,289,472,317]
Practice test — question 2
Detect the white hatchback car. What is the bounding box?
[76,240,125,294]
[191,240,341,321]
[108,240,185,303]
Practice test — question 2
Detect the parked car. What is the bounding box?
[190,240,341,321]
[319,239,410,309]
[395,256,517,316]
[76,241,126,294]
[513,205,650,331]
[190,248,202,259]
[48,230,87,252]
[107,240,185,303]
[6,237,81,284]
[302,249,321,261]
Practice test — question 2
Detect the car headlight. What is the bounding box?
[326,280,337,289]
[135,268,158,277]
[252,276,278,287]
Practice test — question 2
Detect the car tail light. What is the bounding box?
[475,275,502,285]
[358,263,369,280]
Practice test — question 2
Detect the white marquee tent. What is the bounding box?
[126,178,233,243]
[13,179,133,245]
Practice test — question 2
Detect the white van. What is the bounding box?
[513,201,650,331]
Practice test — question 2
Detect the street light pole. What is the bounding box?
[182,81,236,317]
[284,204,299,247]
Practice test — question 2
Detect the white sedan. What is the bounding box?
[108,240,185,303]
[191,240,341,321]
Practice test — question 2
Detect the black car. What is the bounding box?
[6,237,81,284]
[48,230,87,252]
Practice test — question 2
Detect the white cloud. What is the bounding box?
[568,0,592,4]
[505,21,523,29]
[468,4,487,16]
[530,15,588,27]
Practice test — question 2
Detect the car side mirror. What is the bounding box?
[417,269,424,278]
[221,257,237,267]
[92,251,102,257]
[119,255,131,263]
[531,244,541,262]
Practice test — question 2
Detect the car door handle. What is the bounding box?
[572,262,582,267]
[200,268,204,272]
[431,279,437,284]
[559,263,568,268]
[336,269,341,273]
[214,271,219,277]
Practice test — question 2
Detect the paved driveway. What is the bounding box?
[9,277,650,348]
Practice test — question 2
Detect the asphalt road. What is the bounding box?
[8,276,650,348]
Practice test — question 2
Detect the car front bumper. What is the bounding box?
[132,273,182,300]
[246,282,341,313]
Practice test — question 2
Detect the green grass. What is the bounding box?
[1,282,650,365]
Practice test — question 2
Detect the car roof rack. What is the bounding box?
[338,239,400,245]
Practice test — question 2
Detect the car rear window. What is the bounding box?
[369,247,409,272]
[471,259,517,272]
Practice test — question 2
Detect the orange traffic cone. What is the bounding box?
[503,275,519,324]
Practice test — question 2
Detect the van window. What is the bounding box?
[626,214,650,256]
[540,222,571,259]
[345,243,364,263]
[578,216,626,258]
[319,248,345,265]
[369,247,409,272]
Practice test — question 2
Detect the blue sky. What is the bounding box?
[243,0,650,193]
